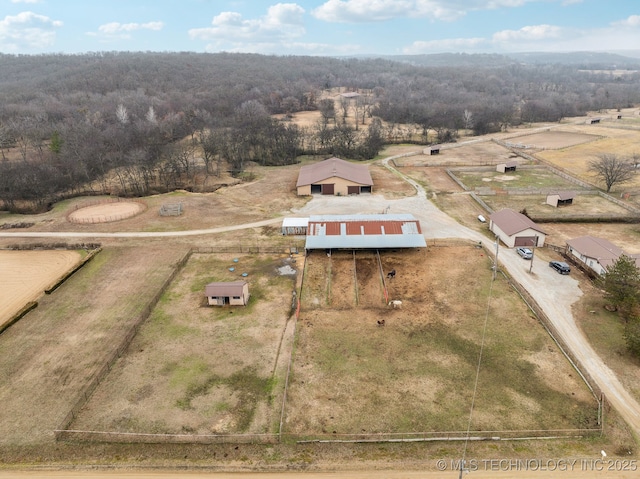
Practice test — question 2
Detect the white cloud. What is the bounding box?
[203,40,360,56]
[10,0,42,4]
[403,37,487,54]
[0,11,62,52]
[492,24,563,42]
[613,15,640,28]
[87,21,164,41]
[189,3,305,43]
[98,22,164,35]
[312,0,560,23]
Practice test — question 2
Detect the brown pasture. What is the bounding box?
[286,247,597,437]
[0,250,81,329]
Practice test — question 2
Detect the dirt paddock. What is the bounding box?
[0,249,82,329]
[68,201,145,223]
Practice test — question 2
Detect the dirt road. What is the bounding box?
[1,466,638,479]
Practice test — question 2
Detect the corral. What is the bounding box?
[0,249,82,330]
[287,246,598,438]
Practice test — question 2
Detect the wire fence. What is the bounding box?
[51,242,604,445]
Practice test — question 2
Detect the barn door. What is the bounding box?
[514,236,536,247]
[322,184,335,195]
[347,185,359,195]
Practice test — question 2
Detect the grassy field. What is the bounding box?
[451,167,590,191]
[70,252,297,436]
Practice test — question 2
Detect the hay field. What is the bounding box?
[0,250,81,329]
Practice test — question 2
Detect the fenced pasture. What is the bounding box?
[285,246,599,440]
[450,166,590,192]
[0,249,82,331]
[0,244,190,445]
[536,124,640,190]
[482,192,639,222]
[505,130,600,150]
[66,252,297,439]
[392,140,519,168]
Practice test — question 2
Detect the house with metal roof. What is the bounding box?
[296,157,373,196]
[205,281,250,306]
[304,214,426,250]
[566,236,640,275]
[489,208,547,248]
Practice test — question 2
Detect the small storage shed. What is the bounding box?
[205,281,250,306]
[496,160,518,173]
[546,191,575,207]
[489,208,547,248]
[282,217,309,235]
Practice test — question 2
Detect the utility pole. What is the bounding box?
[529,236,538,274]
[493,235,499,281]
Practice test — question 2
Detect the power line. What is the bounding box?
[458,258,498,478]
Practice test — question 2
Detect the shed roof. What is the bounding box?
[296,157,373,187]
[305,214,426,249]
[282,217,309,228]
[489,208,547,236]
[499,160,518,168]
[205,281,247,297]
[549,191,575,200]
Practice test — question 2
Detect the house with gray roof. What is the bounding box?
[566,235,640,275]
[489,208,547,248]
[296,157,373,196]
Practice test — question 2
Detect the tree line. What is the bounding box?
[1,51,640,212]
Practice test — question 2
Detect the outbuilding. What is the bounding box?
[489,208,547,248]
[282,217,309,235]
[205,281,250,306]
[296,157,373,196]
[496,160,518,173]
[546,191,575,207]
[305,214,426,250]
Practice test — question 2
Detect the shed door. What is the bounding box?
[347,185,359,195]
[514,236,536,247]
[322,184,335,195]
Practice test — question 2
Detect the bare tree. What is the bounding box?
[589,153,636,193]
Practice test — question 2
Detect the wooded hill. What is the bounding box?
[1,51,639,213]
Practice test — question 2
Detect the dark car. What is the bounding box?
[549,260,570,275]
[516,247,533,260]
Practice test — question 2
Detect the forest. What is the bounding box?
[1,51,640,213]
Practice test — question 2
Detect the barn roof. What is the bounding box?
[296,157,373,187]
[305,214,426,250]
[489,208,547,236]
[549,191,575,200]
[205,281,247,297]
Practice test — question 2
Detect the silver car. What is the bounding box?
[516,247,533,260]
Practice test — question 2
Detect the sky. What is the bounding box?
[1,0,640,57]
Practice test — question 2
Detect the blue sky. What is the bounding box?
[1,0,639,56]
